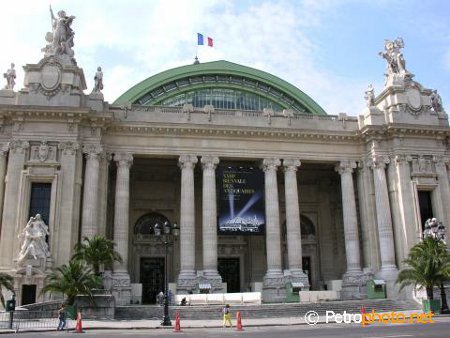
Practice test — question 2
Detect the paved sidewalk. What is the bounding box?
[1,310,448,334]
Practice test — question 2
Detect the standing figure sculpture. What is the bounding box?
[18,214,50,263]
[364,84,375,107]
[93,66,104,93]
[431,90,443,112]
[43,5,76,57]
[379,37,410,77]
[3,63,16,90]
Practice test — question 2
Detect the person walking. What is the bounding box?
[222,304,232,328]
[56,304,67,331]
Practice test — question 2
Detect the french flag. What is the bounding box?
[197,33,214,47]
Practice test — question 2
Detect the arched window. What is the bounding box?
[300,215,316,236]
[134,212,170,235]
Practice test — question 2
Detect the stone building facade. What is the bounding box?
[0,19,449,305]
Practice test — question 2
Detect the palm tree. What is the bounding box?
[0,272,14,309]
[41,259,101,305]
[397,236,450,300]
[73,235,122,275]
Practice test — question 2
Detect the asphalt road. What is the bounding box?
[2,320,449,338]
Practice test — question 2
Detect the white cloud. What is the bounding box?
[1,0,448,115]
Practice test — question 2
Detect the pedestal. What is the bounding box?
[111,272,131,305]
[341,271,372,300]
[262,272,286,303]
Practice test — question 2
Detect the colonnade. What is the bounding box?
[2,142,446,301]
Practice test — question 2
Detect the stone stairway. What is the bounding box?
[115,299,421,320]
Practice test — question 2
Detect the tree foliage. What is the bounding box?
[72,235,122,275]
[397,236,450,300]
[41,259,101,305]
[0,272,14,309]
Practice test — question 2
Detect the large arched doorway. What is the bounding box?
[133,212,172,304]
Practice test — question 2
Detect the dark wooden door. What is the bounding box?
[21,284,36,305]
[302,256,312,288]
[140,257,164,304]
[218,258,240,293]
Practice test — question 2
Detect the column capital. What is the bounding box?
[262,158,281,172]
[283,159,301,172]
[394,154,413,165]
[433,155,450,168]
[369,155,390,170]
[114,152,133,168]
[58,141,80,156]
[335,160,356,175]
[83,144,103,160]
[201,155,219,170]
[8,140,29,154]
[178,154,198,170]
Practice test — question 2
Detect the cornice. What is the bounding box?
[107,123,360,142]
[360,124,450,141]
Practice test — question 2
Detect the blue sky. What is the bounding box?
[1,0,449,116]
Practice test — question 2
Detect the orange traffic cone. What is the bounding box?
[236,311,243,331]
[361,305,366,315]
[174,311,181,332]
[75,311,83,333]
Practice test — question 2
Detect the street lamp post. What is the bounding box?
[423,218,450,314]
[154,221,179,326]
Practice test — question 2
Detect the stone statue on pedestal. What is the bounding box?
[3,63,16,90]
[364,84,375,107]
[42,5,76,58]
[18,214,50,264]
[93,67,104,93]
[431,90,444,112]
[379,37,415,86]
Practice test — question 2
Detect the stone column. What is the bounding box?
[0,141,28,270]
[177,155,198,292]
[98,152,112,237]
[357,160,379,273]
[81,144,102,238]
[112,152,133,305]
[283,159,309,287]
[113,153,133,273]
[336,161,367,298]
[201,156,222,289]
[435,156,450,241]
[262,158,284,301]
[393,155,416,262]
[57,142,80,265]
[0,144,9,226]
[370,156,398,286]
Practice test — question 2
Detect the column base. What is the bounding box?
[111,271,131,305]
[177,270,197,294]
[199,270,225,293]
[263,270,286,303]
[375,265,399,298]
[284,269,310,290]
[341,270,372,300]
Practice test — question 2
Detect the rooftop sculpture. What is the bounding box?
[42,5,76,58]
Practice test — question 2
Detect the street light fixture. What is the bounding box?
[154,220,179,326]
[423,218,449,314]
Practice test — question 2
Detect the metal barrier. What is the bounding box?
[0,310,73,331]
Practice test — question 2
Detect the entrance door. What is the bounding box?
[21,285,36,305]
[140,257,164,304]
[302,257,312,288]
[218,258,240,293]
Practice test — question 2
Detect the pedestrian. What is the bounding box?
[222,304,232,328]
[57,304,66,331]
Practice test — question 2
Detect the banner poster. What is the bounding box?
[217,166,265,235]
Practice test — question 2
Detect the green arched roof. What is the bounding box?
[114,60,327,116]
